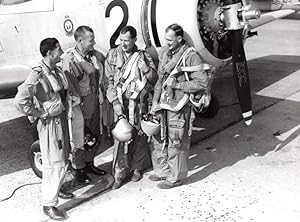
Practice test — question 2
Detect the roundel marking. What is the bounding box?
[63,19,74,36]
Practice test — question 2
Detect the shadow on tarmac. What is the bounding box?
[186,97,300,185]
[192,55,300,142]
[0,116,34,177]
[187,55,300,185]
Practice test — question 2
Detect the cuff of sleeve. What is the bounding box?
[174,82,185,90]
[143,66,150,74]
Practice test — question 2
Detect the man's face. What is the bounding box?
[80,31,96,53]
[50,43,64,64]
[165,30,182,50]
[120,31,136,53]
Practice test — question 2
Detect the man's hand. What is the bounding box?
[72,95,81,107]
[39,110,49,119]
[113,103,123,116]
[138,59,150,73]
[67,108,73,120]
[164,77,176,88]
[150,101,160,114]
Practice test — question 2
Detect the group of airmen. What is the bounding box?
[14,23,212,220]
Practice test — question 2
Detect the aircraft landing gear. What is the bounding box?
[28,140,42,178]
[28,133,98,179]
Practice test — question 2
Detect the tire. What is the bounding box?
[28,140,42,178]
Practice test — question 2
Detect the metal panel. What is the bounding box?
[0,41,3,52]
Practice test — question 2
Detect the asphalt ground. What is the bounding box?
[0,18,300,221]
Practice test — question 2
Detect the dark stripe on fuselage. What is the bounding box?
[150,0,161,47]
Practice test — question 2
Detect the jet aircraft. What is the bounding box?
[0,0,299,124]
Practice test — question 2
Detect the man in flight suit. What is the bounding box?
[14,38,73,220]
[150,24,210,189]
[62,26,106,184]
[105,25,157,189]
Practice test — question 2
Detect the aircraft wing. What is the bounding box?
[248,9,296,29]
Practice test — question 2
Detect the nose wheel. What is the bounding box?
[28,140,42,178]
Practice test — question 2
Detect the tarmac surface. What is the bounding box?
[0,18,300,221]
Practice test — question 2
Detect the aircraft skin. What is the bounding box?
[0,0,298,120]
[249,0,300,11]
[0,0,232,89]
[0,0,291,93]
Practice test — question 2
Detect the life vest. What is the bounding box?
[69,47,98,96]
[30,62,66,119]
[158,47,213,112]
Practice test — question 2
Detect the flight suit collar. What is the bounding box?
[115,44,139,69]
[166,40,186,57]
[75,46,93,62]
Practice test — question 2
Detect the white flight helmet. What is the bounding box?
[112,115,133,142]
[141,114,160,136]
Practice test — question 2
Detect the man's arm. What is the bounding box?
[14,71,47,118]
[139,52,158,87]
[104,50,123,116]
[151,47,168,106]
[173,52,209,94]
[61,53,81,97]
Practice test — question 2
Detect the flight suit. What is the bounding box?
[14,61,69,206]
[105,45,157,182]
[62,47,105,169]
[152,42,209,184]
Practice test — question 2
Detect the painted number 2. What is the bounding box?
[105,0,129,48]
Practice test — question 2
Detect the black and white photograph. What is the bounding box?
[0,0,299,221]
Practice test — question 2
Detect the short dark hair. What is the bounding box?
[74,25,94,41]
[39,38,59,57]
[120,25,137,38]
[165,23,184,37]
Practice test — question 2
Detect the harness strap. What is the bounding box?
[160,47,212,112]
[159,47,195,112]
[117,52,141,105]
[177,63,211,72]
[117,51,150,127]
[159,94,190,112]
[128,100,135,125]
[120,52,141,89]
[181,50,211,110]
[128,76,147,100]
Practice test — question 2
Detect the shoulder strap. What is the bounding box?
[162,47,194,87]
[70,47,85,63]
[121,52,141,81]
[116,52,140,105]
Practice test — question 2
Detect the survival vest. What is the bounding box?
[158,47,213,112]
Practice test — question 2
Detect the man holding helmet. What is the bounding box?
[105,25,157,189]
[62,26,106,184]
[150,24,212,189]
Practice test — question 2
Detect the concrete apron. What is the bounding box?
[65,90,300,222]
